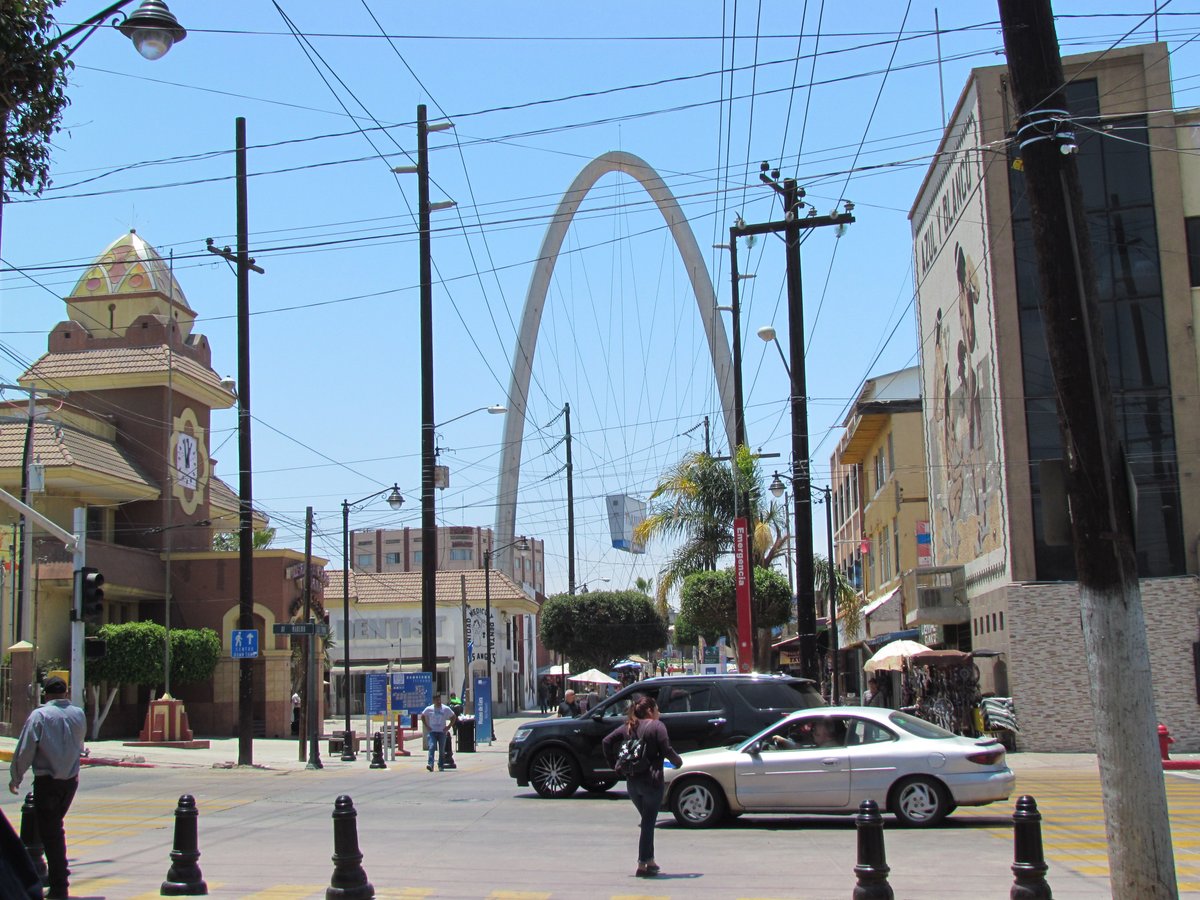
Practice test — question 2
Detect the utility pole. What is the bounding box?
[565,403,575,596]
[392,106,455,677]
[303,506,321,770]
[206,116,264,767]
[417,104,438,676]
[997,2,1175,895]
[732,168,853,680]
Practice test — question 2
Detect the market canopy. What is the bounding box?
[537,663,570,676]
[568,668,620,685]
[864,639,932,673]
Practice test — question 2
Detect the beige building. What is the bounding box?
[911,43,1200,750]
[831,368,932,670]
[349,526,545,596]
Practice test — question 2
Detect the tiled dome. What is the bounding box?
[68,230,190,308]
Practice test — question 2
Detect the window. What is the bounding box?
[450,549,471,561]
[355,554,373,567]
[384,553,401,565]
[893,517,900,577]
[660,685,718,713]
[887,431,895,473]
[413,551,423,563]
[999,610,1005,631]
[1186,217,1200,287]
[847,719,896,746]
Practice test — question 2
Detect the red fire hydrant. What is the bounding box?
[1158,723,1175,760]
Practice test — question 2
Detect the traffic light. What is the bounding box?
[77,567,104,624]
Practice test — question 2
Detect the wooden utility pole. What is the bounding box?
[997,2,1176,895]
[207,117,264,767]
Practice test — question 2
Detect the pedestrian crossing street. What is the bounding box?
[954,769,1200,893]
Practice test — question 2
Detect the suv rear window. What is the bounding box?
[736,681,824,711]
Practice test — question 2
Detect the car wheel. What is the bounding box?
[529,748,581,798]
[890,776,950,827]
[583,778,617,794]
[670,777,728,828]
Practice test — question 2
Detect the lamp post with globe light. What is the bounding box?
[340,484,404,761]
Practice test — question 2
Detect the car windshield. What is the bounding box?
[888,710,957,739]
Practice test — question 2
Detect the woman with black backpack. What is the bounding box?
[602,695,683,877]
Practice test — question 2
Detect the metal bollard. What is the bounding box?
[161,794,207,896]
[368,731,386,769]
[19,791,47,883]
[1011,795,1052,900]
[852,799,893,900]
[326,795,374,900]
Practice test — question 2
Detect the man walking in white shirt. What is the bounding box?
[421,694,456,772]
[9,676,86,899]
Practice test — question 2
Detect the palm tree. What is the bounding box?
[634,446,778,607]
[813,553,863,642]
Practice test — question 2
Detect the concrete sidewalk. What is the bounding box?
[0,713,529,771]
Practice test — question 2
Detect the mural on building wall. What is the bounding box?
[912,88,1007,570]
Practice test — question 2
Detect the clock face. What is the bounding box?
[170,407,209,515]
[175,433,198,490]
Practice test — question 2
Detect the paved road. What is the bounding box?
[4,716,1199,898]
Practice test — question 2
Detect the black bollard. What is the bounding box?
[326,795,374,900]
[368,731,386,769]
[1011,795,1052,900]
[161,794,208,896]
[19,791,46,883]
[852,799,893,900]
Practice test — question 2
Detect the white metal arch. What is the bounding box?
[494,150,737,570]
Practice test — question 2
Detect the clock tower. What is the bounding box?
[22,231,237,551]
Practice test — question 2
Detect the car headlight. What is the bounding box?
[512,727,532,744]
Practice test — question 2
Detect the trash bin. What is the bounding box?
[457,715,476,753]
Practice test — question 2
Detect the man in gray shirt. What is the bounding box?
[9,676,86,900]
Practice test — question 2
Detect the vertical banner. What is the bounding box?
[734,517,752,673]
[474,676,492,744]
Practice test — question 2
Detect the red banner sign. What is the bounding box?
[734,517,752,672]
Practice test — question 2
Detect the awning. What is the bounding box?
[537,663,570,676]
[861,585,901,619]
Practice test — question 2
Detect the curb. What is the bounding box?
[81,756,155,769]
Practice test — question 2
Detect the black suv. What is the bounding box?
[508,674,824,798]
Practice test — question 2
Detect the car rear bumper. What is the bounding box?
[947,767,1016,805]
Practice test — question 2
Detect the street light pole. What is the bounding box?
[341,484,403,762]
[483,536,528,743]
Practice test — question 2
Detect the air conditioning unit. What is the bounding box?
[917,585,957,609]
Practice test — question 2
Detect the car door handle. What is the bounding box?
[821,758,840,767]
[707,717,727,726]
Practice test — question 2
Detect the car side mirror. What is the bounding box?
[744,741,761,756]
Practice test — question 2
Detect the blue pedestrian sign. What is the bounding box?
[231,629,258,659]
[391,671,433,715]
[474,676,492,744]
[365,673,388,717]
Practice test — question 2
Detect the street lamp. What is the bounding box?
[483,535,529,743]
[51,0,186,59]
[437,405,507,428]
[770,472,839,702]
[756,325,791,377]
[341,484,403,761]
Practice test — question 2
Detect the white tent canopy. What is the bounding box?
[864,639,932,673]
[568,668,620,685]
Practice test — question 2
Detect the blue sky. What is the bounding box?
[2,1,1196,600]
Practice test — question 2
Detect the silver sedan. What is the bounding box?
[663,706,1015,827]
